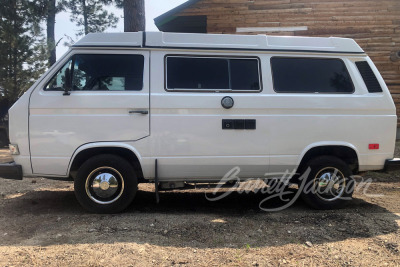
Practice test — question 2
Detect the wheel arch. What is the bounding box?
[296,142,360,175]
[68,143,145,182]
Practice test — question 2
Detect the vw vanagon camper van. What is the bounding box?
[1,32,399,213]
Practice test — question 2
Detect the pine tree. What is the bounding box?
[0,0,47,108]
[115,0,145,32]
[46,0,57,66]
[30,0,64,66]
[63,0,119,38]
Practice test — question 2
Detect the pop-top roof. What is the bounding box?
[73,32,144,47]
[73,31,365,54]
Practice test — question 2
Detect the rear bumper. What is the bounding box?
[0,162,23,180]
[384,158,400,172]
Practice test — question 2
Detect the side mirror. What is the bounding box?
[63,68,71,96]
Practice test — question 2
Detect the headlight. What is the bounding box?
[9,144,19,155]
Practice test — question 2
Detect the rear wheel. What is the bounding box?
[74,154,138,213]
[300,156,354,209]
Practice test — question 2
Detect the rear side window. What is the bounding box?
[45,54,144,91]
[355,61,383,93]
[166,56,261,91]
[271,57,354,93]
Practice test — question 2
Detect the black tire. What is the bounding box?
[299,156,354,210]
[74,154,138,213]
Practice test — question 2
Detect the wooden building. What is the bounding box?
[155,0,400,125]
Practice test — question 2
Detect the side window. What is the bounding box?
[44,59,72,91]
[230,59,261,90]
[166,56,261,92]
[45,54,144,91]
[271,57,354,93]
[167,57,229,90]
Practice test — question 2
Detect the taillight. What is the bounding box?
[369,144,379,150]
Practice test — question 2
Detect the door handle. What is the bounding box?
[129,110,149,115]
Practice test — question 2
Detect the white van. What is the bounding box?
[1,32,399,213]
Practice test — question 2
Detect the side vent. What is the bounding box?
[355,61,383,93]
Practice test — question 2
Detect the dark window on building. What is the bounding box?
[271,57,354,93]
[355,61,383,93]
[45,54,144,91]
[166,56,261,91]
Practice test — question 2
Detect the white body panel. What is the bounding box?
[28,50,150,176]
[7,32,397,181]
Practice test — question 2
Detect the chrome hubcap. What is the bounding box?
[313,167,346,202]
[99,181,110,191]
[92,173,118,198]
[85,167,124,204]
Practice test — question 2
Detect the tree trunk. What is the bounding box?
[82,0,89,34]
[12,0,18,102]
[124,0,145,32]
[47,0,56,66]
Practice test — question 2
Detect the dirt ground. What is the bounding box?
[0,147,400,266]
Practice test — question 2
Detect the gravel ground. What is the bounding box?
[0,146,399,266]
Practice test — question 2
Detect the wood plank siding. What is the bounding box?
[172,0,400,124]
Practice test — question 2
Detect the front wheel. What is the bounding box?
[300,156,355,209]
[74,154,138,213]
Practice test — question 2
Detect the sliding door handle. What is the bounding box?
[129,110,149,115]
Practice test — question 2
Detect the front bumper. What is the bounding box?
[384,158,400,172]
[0,162,23,180]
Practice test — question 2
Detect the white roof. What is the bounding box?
[73,31,364,54]
[73,32,144,47]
